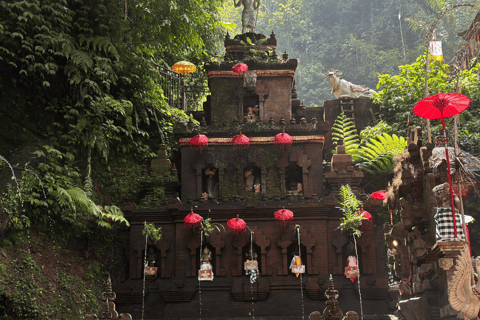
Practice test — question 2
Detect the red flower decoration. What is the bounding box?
[274,207,294,226]
[274,130,293,150]
[370,190,387,200]
[184,209,202,229]
[190,133,208,154]
[232,133,250,151]
[227,214,247,234]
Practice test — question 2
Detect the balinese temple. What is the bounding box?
[116,31,389,319]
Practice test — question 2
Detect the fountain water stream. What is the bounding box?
[297,226,305,320]
[141,233,148,320]
[250,230,255,319]
[0,155,23,207]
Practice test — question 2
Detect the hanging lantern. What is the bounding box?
[232,63,248,75]
[274,130,293,151]
[172,61,196,74]
[184,209,202,229]
[370,190,387,200]
[232,132,250,151]
[227,214,247,235]
[190,133,208,154]
[274,206,294,226]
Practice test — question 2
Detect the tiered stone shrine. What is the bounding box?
[117,31,389,319]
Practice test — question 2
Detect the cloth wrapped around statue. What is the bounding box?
[434,207,465,241]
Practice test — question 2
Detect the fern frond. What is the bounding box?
[356,133,407,175]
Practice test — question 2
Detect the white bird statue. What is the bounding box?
[448,245,480,320]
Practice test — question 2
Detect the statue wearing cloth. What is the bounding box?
[234,0,260,34]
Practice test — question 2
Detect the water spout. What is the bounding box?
[0,155,23,207]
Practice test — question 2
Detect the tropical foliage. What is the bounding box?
[331,114,407,175]
[337,184,363,237]
[0,0,225,235]
[143,222,162,242]
[331,112,360,160]
[357,134,407,175]
[201,217,226,238]
[374,56,480,154]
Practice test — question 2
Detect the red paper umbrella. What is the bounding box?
[370,190,387,200]
[359,210,372,224]
[232,63,248,75]
[274,130,293,151]
[227,214,247,234]
[184,209,202,229]
[190,133,208,154]
[413,93,471,238]
[274,206,294,226]
[232,132,250,151]
[359,209,373,234]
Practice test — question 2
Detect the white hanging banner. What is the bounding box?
[429,41,443,61]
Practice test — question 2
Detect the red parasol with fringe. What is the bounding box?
[184,209,202,229]
[232,132,250,151]
[232,63,248,75]
[227,214,247,234]
[274,130,293,151]
[190,133,208,154]
[359,209,373,235]
[274,206,294,226]
[370,190,387,200]
[413,93,471,238]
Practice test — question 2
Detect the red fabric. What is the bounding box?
[232,134,250,150]
[274,208,294,226]
[227,217,247,234]
[413,93,470,119]
[370,190,387,200]
[232,63,248,75]
[274,132,293,149]
[190,134,208,153]
[184,211,202,229]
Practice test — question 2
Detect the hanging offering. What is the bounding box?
[244,260,258,271]
[344,255,358,282]
[198,247,214,281]
[144,266,158,279]
[290,255,305,277]
[199,269,213,281]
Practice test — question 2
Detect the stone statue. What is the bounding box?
[147,247,157,267]
[245,168,258,191]
[432,182,464,241]
[245,250,260,283]
[234,0,260,34]
[244,105,259,123]
[199,246,214,280]
[205,167,218,199]
[323,69,374,99]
